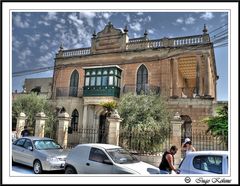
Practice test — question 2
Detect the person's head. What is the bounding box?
[170,145,178,155]
[24,126,28,129]
[184,138,191,146]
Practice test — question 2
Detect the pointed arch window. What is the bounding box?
[71,109,79,131]
[69,70,79,97]
[136,64,148,94]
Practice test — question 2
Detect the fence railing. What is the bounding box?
[62,47,91,57]
[191,130,228,151]
[57,34,209,57]
[55,87,83,98]
[67,128,107,148]
[122,84,160,95]
[119,129,172,155]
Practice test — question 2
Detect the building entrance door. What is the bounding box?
[98,114,107,143]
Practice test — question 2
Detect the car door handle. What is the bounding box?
[86,163,90,166]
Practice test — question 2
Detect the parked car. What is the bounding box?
[178,151,228,174]
[65,143,160,174]
[12,137,69,174]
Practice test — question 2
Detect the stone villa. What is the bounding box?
[45,22,221,145]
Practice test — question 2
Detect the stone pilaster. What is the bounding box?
[172,58,179,97]
[16,112,27,138]
[171,112,184,165]
[106,110,123,146]
[203,53,211,97]
[57,112,70,148]
[35,112,47,138]
[196,55,201,97]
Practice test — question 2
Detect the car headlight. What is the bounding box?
[46,157,59,162]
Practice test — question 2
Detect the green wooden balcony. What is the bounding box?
[83,86,120,97]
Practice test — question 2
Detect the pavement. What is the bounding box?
[12,163,64,175]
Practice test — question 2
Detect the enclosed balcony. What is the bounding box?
[83,65,122,98]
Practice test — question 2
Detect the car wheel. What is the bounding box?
[33,160,43,174]
[65,166,77,174]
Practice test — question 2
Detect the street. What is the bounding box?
[12,163,64,175]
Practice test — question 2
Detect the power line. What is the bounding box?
[208,23,228,34]
[13,66,54,77]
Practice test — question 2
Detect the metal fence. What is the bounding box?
[65,127,227,154]
[67,128,107,148]
[191,130,228,151]
[119,129,172,155]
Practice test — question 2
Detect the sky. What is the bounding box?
[12,11,228,101]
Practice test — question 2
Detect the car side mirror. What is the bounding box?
[28,146,33,151]
[103,159,113,165]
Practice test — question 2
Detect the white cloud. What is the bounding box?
[123,13,131,22]
[129,22,142,31]
[54,24,64,31]
[38,52,54,66]
[181,27,187,31]
[14,15,30,28]
[147,16,151,22]
[44,33,50,37]
[185,17,195,24]
[17,48,32,68]
[47,12,57,20]
[68,13,84,26]
[200,12,214,20]
[38,20,50,26]
[40,44,49,51]
[60,19,66,24]
[12,37,22,51]
[97,19,107,32]
[102,12,112,20]
[133,33,141,38]
[24,34,41,43]
[176,18,184,24]
[80,12,96,27]
[148,29,154,34]
[221,13,228,17]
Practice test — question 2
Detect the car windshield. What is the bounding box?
[33,140,62,150]
[106,148,140,164]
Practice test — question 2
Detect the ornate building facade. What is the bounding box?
[51,22,219,144]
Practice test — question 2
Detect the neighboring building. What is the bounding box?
[23,77,53,98]
[50,22,223,145]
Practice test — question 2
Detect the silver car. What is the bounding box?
[65,143,160,174]
[178,151,228,174]
[12,137,69,174]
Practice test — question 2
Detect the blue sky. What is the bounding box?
[12,12,228,100]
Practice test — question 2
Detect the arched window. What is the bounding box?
[69,70,79,97]
[71,109,79,132]
[136,64,148,95]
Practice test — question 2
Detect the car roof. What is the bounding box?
[187,151,229,156]
[19,136,53,141]
[76,143,121,150]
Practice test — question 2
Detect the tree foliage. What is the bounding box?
[203,105,228,146]
[12,93,56,137]
[117,93,171,153]
[100,101,118,116]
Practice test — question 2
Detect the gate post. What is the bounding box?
[16,112,27,139]
[171,112,184,165]
[35,112,47,137]
[107,110,123,146]
[57,112,70,148]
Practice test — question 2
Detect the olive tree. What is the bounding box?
[117,93,171,153]
[12,93,56,138]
